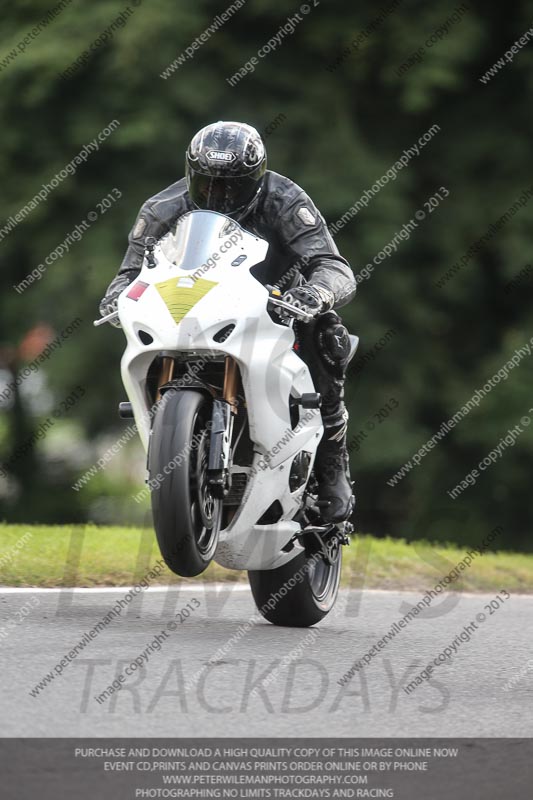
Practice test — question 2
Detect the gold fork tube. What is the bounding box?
[223,357,239,414]
[156,357,175,402]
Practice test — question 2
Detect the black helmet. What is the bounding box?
[185,121,267,219]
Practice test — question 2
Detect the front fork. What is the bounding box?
[207,356,239,497]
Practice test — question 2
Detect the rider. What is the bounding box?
[100,121,356,523]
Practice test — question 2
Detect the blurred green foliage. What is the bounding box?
[1,0,532,548]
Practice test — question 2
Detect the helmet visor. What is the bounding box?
[188,172,259,215]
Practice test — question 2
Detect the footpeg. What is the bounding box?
[338,519,353,544]
[298,522,351,565]
[290,393,322,409]
[118,401,133,418]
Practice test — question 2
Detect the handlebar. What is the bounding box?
[93,289,313,327]
[93,311,119,327]
[267,295,314,322]
[265,284,314,323]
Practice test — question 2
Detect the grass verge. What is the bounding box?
[0,524,531,593]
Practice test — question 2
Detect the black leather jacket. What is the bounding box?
[104,170,356,308]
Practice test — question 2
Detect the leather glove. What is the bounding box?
[98,293,122,328]
[278,283,334,322]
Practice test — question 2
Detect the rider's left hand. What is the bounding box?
[279,283,334,321]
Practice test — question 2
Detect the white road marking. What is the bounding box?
[0,584,251,594]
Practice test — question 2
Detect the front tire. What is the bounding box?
[247,547,342,627]
[149,390,221,577]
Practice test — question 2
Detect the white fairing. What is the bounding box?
[118,211,323,570]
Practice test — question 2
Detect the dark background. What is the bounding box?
[1,0,532,550]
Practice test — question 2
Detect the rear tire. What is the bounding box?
[247,547,342,627]
[149,390,221,577]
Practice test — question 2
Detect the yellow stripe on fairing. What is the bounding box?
[155,278,218,324]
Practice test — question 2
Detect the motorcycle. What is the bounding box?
[95,210,358,626]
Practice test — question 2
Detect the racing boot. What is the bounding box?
[314,410,355,523]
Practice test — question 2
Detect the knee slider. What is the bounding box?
[316,317,351,369]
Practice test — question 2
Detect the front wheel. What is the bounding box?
[247,547,342,627]
[149,389,221,577]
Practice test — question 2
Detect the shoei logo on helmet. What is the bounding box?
[206,150,236,162]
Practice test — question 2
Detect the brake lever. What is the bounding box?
[266,291,314,323]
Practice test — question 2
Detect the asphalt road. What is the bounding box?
[1,585,532,736]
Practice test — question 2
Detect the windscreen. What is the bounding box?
[157,210,263,274]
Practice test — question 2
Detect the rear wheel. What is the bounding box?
[247,545,342,627]
[149,390,221,577]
